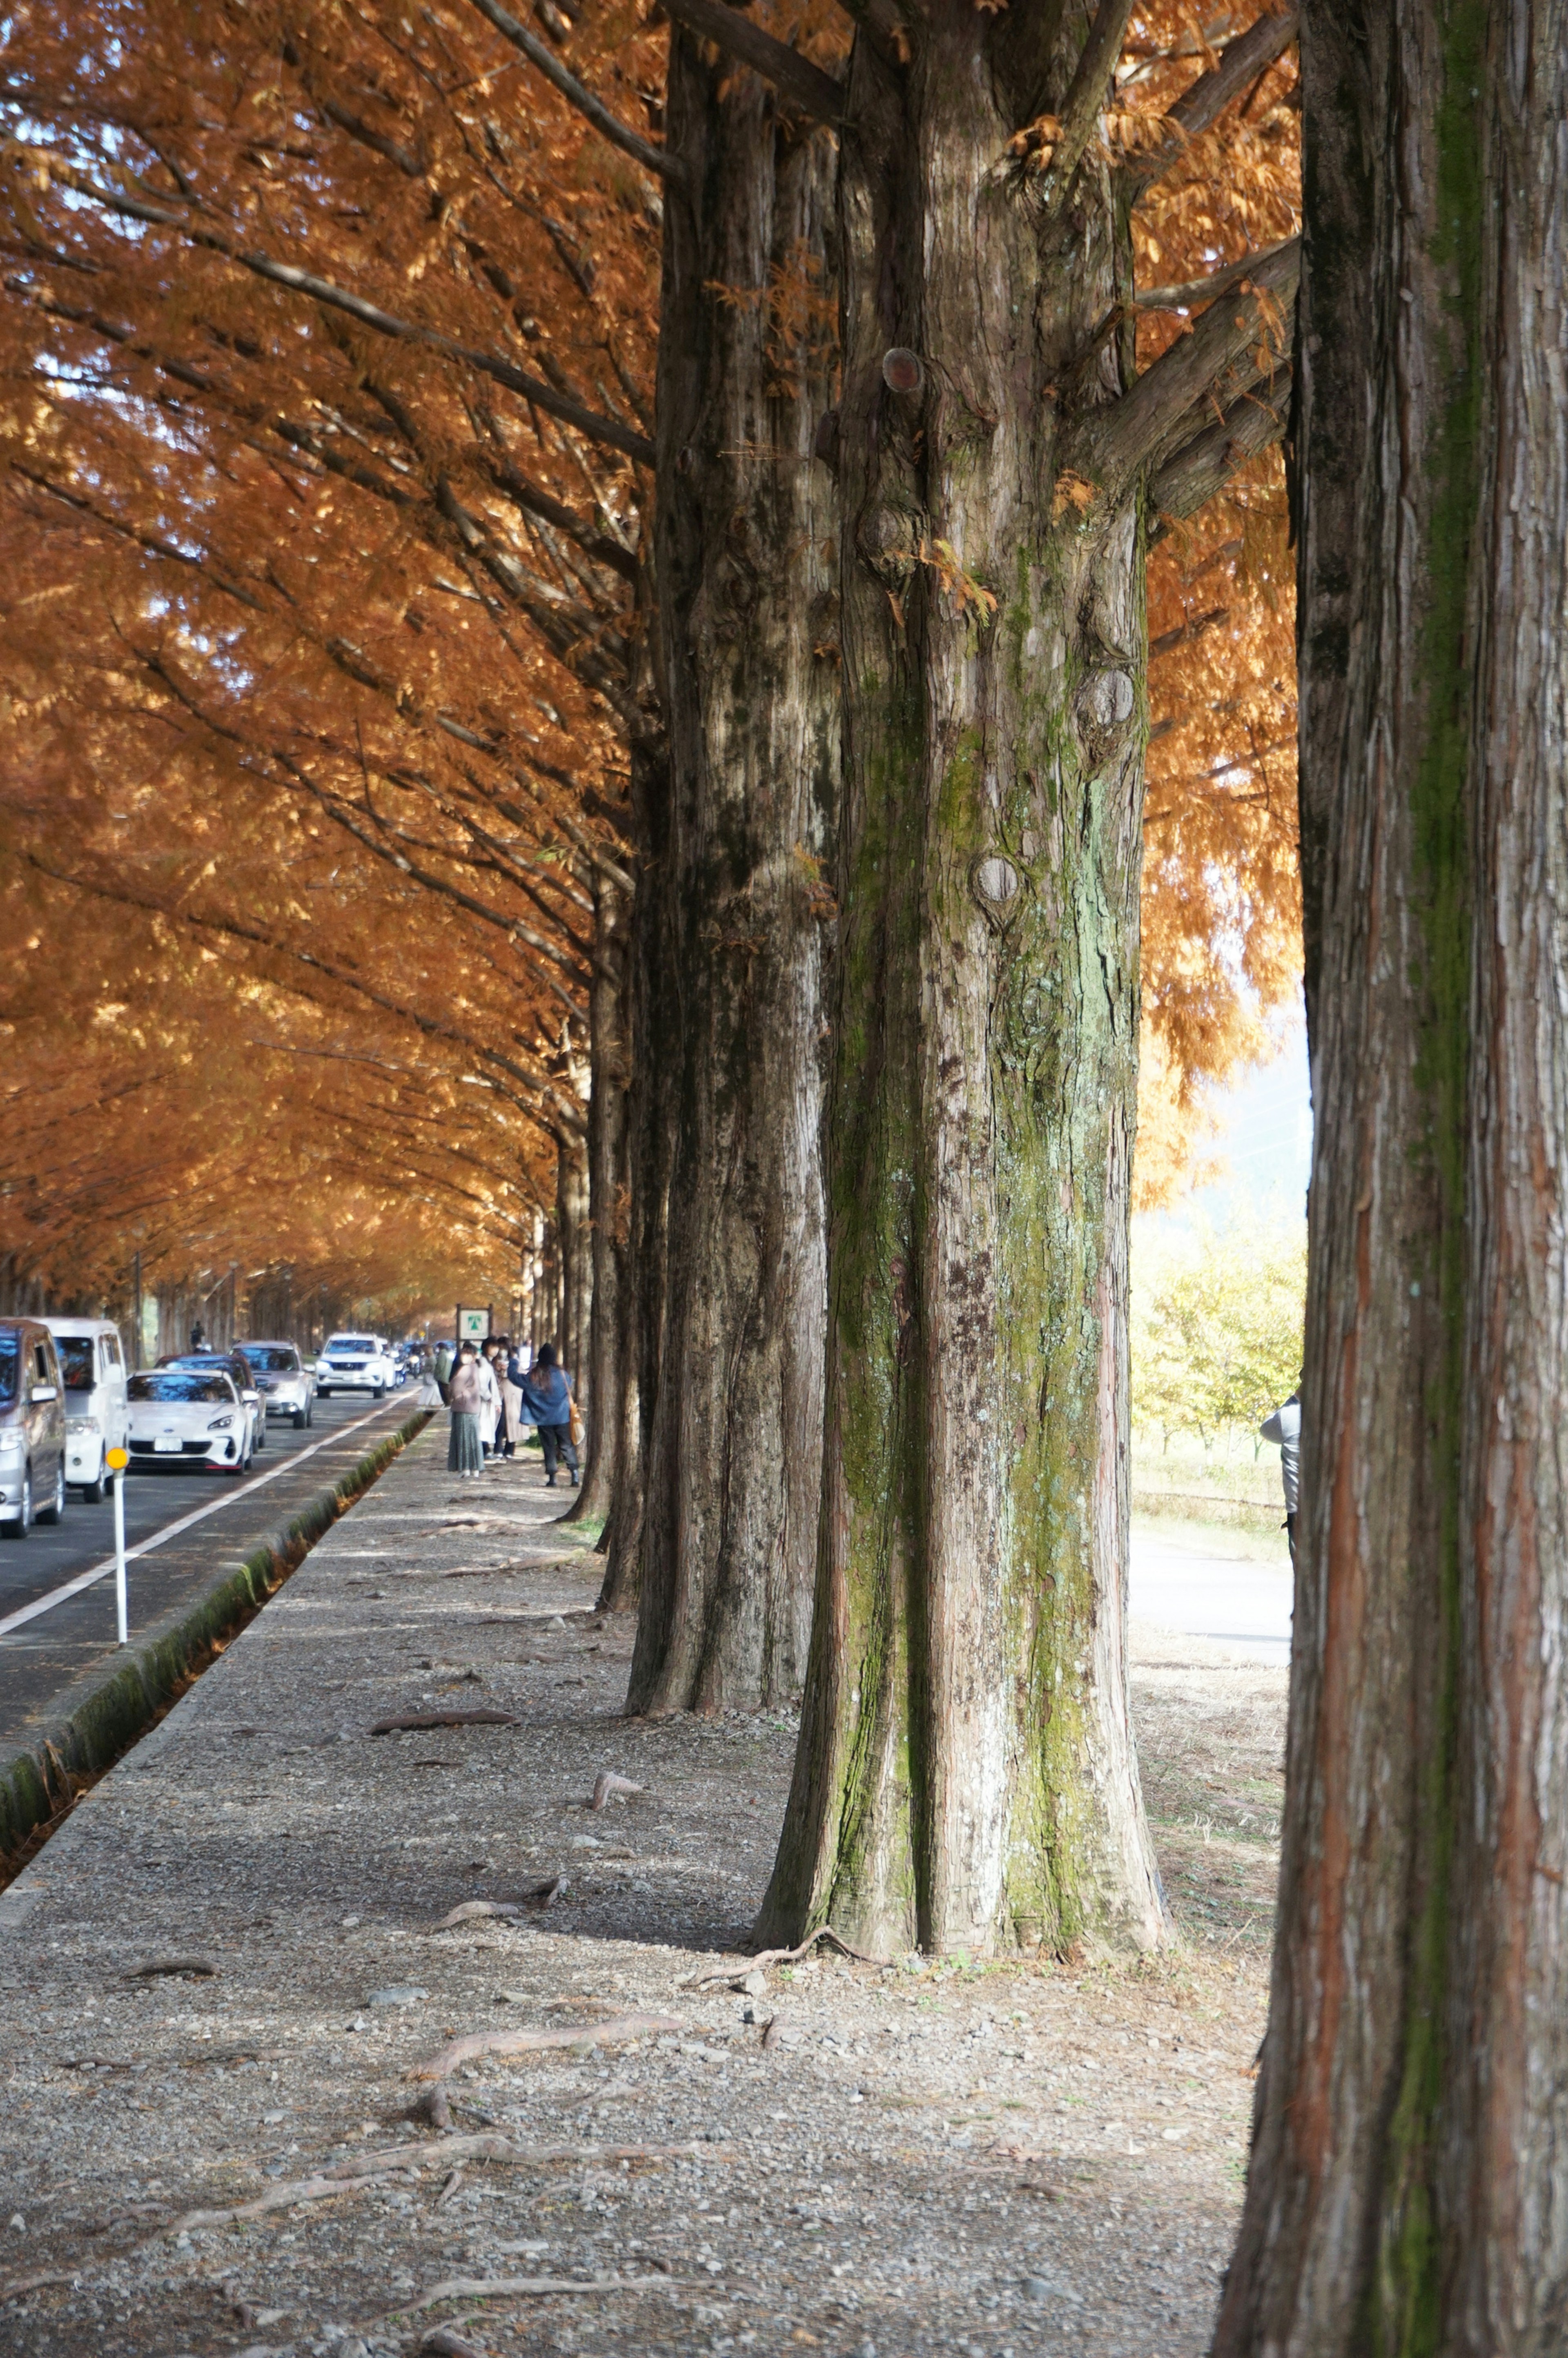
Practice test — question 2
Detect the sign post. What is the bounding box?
[106,1447,130,1645]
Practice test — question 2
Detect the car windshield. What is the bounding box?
[327,1338,375,1353]
[0,1340,17,1405]
[243,1347,298,1372]
[56,1338,98,1390]
[129,1373,233,1405]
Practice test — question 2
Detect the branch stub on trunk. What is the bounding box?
[881,347,924,398]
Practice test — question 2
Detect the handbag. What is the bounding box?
[568,1397,586,1449]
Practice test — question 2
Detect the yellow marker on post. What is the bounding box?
[106,1447,130,1644]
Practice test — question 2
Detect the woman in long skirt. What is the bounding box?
[476,1343,501,1455]
[447,1344,485,1477]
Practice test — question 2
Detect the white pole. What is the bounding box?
[109,1450,129,1645]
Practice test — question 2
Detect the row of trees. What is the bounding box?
[9,0,1566,2338]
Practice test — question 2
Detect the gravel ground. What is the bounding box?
[0,1423,1286,2358]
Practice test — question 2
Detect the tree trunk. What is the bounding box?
[1214,0,1568,2344]
[623,36,838,1713]
[599,733,671,1610]
[758,0,1165,1957]
[570,875,633,1525]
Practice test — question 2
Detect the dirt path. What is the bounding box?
[0,1423,1287,2358]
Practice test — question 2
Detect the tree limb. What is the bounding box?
[1147,376,1292,527]
[1069,236,1297,494]
[1134,237,1296,312]
[1034,0,1136,212]
[24,152,656,466]
[659,0,846,123]
[464,0,684,184]
[1122,5,1299,195]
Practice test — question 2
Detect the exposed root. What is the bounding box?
[588,1770,644,1810]
[370,1710,519,1734]
[409,2012,681,2081]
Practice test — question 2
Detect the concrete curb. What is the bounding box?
[0,1403,432,1870]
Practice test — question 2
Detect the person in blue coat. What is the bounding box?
[519,1343,579,1488]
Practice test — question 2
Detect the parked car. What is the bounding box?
[0,1319,68,1536]
[127,1367,250,1473]
[314,1333,396,1397]
[239,1340,315,1429]
[157,1349,266,1456]
[45,1317,130,1502]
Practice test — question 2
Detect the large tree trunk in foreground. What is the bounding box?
[623,38,838,1714]
[759,0,1165,1956]
[1214,0,1568,2345]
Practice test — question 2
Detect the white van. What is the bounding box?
[45,1318,130,1503]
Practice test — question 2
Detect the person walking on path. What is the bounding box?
[475,1341,501,1456]
[495,1337,523,1461]
[521,1343,578,1488]
[447,1343,485,1478]
[1260,1383,1301,1567]
[433,1338,454,1405]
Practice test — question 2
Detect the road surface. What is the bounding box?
[0,1389,413,1757]
[1129,1527,1294,1663]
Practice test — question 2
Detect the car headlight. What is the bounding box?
[208,1415,234,1431]
[67,1416,101,1436]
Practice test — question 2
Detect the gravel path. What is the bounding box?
[0,1423,1286,2358]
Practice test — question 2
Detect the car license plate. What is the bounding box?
[154,1436,183,1453]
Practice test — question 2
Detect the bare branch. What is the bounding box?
[1034,0,1136,212]
[1147,377,1292,527]
[1123,6,1299,195]
[660,0,846,123]
[27,152,656,465]
[1134,237,1296,312]
[1069,236,1298,494]
[464,0,684,184]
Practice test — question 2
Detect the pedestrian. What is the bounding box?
[1260,1380,1301,1567]
[433,1337,454,1405]
[447,1342,485,1478]
[521,1342,578,1488]
[475,1341,501,1455]
[495,1336,522,1460]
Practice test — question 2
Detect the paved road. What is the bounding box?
[0,1389,414,1756]
[1129,1528,1294,1663]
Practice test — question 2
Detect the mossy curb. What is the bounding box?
[0,1405,432,1869]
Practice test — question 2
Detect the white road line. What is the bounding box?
[0,1398,414,1641]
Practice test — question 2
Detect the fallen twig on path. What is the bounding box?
[370,1710,519,1734]
[685,1924,887,1985]
[410,2012,680,2080]
[430,1900,523,1930]
[421,2329,486,2357]
[370,2270,695,2322]
[121,1955,220,1979]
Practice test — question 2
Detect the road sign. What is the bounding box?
[456,1305,492,1341]
[106,1447,129,1471]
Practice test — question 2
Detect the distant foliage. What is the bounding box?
[1133,1220,1306,1447]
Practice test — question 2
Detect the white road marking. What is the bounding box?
[0,1398,412,1640]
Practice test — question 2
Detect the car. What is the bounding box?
[127,1367,251,1472]
[0,1319,68,1536]
[45,1317,130,1502]
[239,1340,315,1428]
[314,1332,396,1397]
[157,1349,267,1456]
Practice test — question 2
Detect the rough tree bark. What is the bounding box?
[1214,0,1568,2345]
[621,34,839,1713]
[758,0,1174,1956]
[570,875,633,1524]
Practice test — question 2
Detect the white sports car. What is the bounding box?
[314,1333,396,1397]
[126,1368,250,1473]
